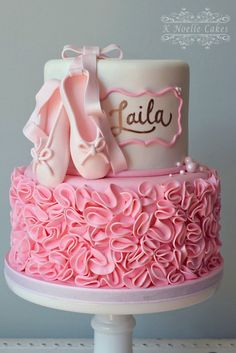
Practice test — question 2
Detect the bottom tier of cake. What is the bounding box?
[8,166,222,289]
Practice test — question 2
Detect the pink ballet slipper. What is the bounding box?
[23,80,70,187]
[60,46,127,179]
[61,70,110,179]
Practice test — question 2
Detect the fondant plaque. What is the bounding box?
[101,87,183,147]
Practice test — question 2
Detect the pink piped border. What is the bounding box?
[101,87,183,147]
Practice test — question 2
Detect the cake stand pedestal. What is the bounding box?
[4,258,223,353]
[91,315,135,353]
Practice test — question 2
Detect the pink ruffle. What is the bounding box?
[8,167,223,289]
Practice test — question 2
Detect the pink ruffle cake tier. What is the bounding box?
[9,166,223,289]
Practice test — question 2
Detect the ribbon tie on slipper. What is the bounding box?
[79,137,109,166]
[31,139,54,175]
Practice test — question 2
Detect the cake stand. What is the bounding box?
[4,257,223,353]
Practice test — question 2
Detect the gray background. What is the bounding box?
[0,0,235,339]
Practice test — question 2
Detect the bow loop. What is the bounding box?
[99,44,123,59]
[61,45,82,59]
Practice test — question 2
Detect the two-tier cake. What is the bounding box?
[7,44,223,291]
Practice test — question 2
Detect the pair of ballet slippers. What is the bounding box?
[23,67,127,188]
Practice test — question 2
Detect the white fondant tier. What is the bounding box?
[45,59,189,173]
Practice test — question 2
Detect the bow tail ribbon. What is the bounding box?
[23,80,60,145]
[82,51,127,174]
[91,113,127,174]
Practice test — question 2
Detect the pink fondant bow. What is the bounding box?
[61,44,127,174]
[79,136,109,166]
[61,43,123,60]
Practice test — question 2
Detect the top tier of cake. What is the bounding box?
[23,45,190,187]
[44,59,189,174]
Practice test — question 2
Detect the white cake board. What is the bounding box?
[4,257,223,353]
